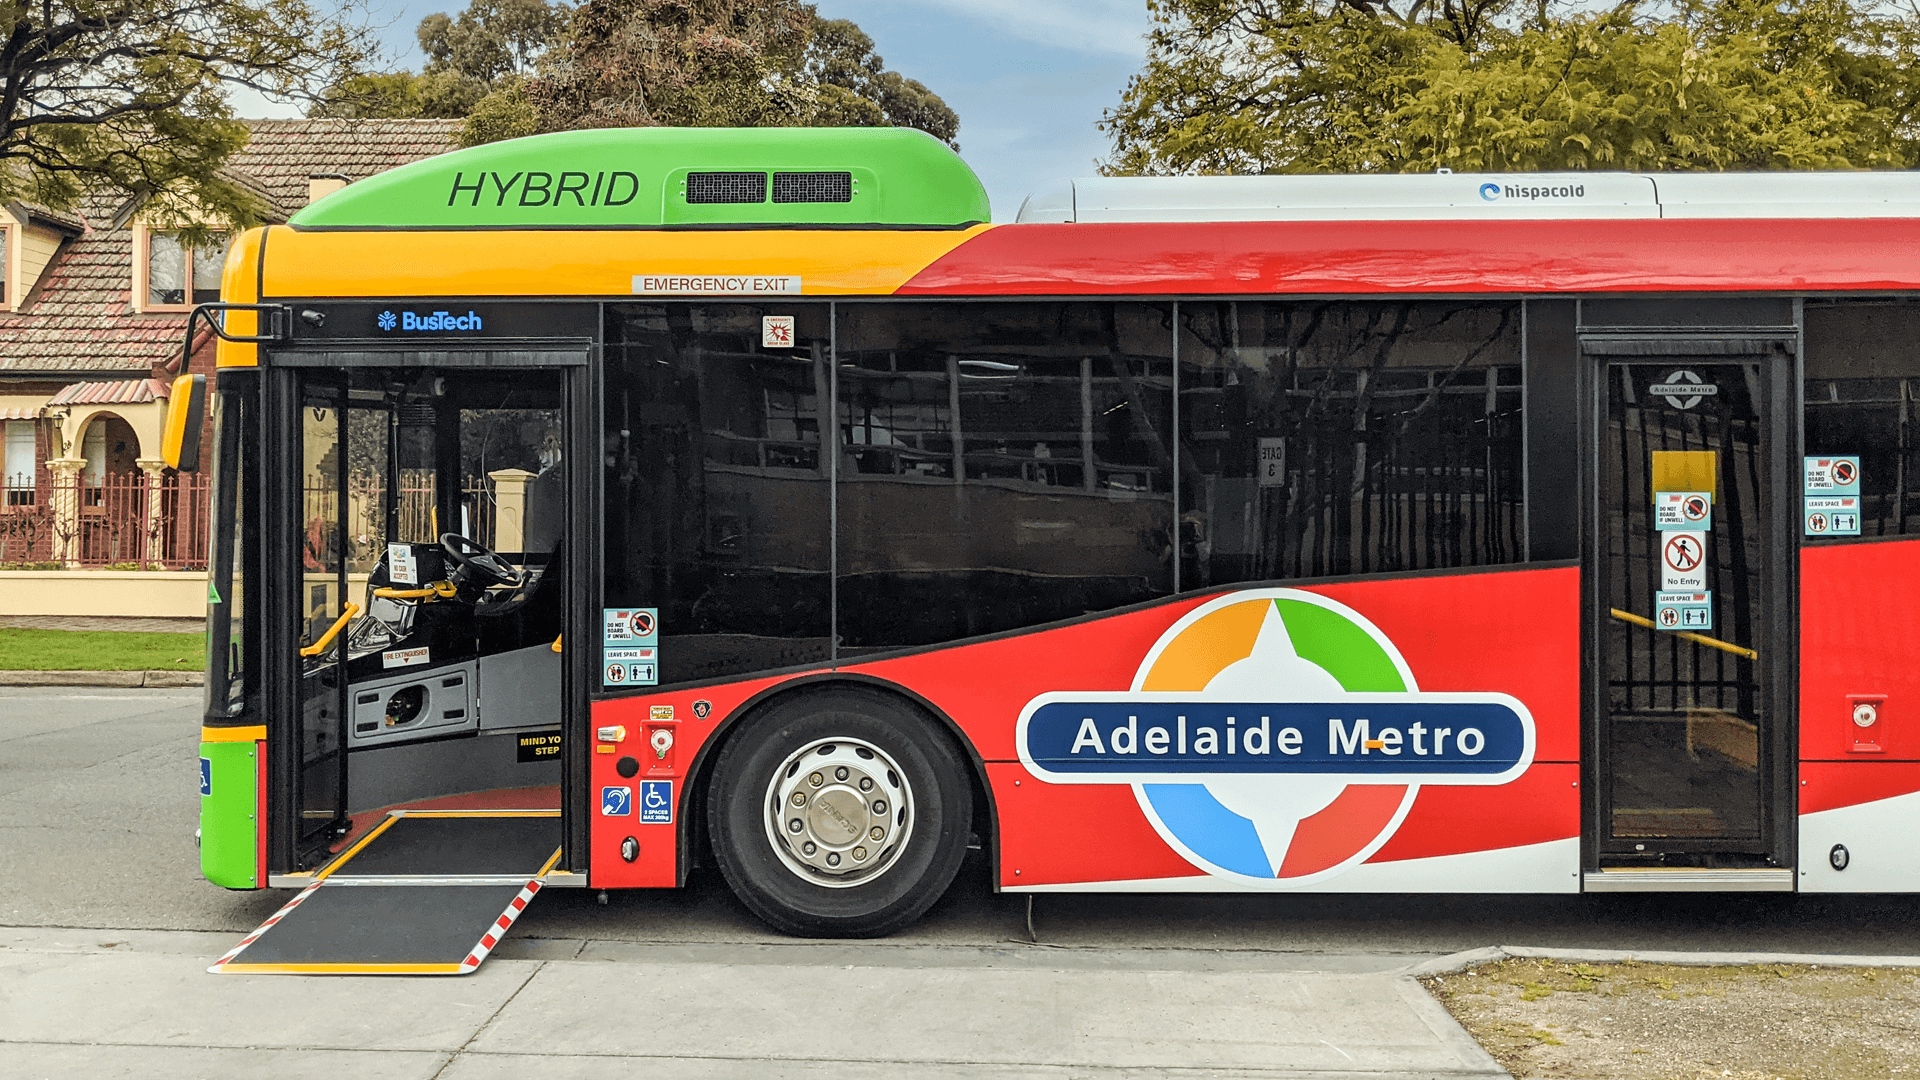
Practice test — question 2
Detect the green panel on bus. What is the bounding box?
[289,127,992,230]
[200,740,258,889]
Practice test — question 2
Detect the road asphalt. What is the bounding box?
[8,687,1920,1078]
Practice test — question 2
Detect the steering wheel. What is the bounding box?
[439,532,523,589]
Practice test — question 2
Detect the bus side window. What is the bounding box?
[1176,300,1527,590]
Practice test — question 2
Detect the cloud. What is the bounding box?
[909,0,1153,58]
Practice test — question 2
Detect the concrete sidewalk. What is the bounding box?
[0,926,1505,1079]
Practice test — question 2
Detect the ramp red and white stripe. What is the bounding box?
[207,878,326,972]
[461,878,544,971]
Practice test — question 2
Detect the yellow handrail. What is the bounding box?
[1610,607,1757,661]
[300,602,361,658]
[372,581,458,601]
[551,634,563,653]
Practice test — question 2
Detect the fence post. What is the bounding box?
[487,468,535,557]
[47,457,85,567]
[137,458,169,569]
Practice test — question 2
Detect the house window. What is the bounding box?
[146,231,227,308]
[4,420,33,505]
[82,422,105,506]
[0,227,10,306]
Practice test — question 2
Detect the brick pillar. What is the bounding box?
[487,468,536,557]
[137,457,169,568]
[47,457,85,567]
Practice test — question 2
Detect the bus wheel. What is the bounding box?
[707,686,973,937]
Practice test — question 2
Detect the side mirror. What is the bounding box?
[162,374,206,471]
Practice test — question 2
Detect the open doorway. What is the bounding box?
[291,365,568,872]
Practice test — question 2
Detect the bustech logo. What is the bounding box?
[1015,589,1537,886]
[378,310,484,332]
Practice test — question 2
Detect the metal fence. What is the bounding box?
[0,472,213,569]
[301,474,497,574]
[1,472,500,572]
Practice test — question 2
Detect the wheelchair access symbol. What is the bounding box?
[601,786,632,816]
[639,781,673,824]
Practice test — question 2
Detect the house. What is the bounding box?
[0,119,462,567]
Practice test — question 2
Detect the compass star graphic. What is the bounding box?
[377,311,398,331]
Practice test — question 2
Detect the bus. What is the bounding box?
[179,126,1920,973]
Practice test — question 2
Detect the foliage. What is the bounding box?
[0,0,374,230]
[527,0,813,131]
[321,0,960,148]
[804,18,959,146]
[315,0,563,121]
[1101,0,1920,174]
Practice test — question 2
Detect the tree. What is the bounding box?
[523,0,959,147]
[0,0,373,229]
[313,0,566,121]
[805,18,958,147]
[322,0,961,149]
[1101,0,1920,175]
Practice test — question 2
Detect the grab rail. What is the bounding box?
[1609,607,1757,661]
[300,603,361,658]
[372,581,458,601]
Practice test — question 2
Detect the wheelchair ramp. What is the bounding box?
[211,810,560,975]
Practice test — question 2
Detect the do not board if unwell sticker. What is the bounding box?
[602,607,658,687]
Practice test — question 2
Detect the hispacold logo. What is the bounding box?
[1480,182,1586,201]
[1016,589,1536,887]
[377,310,484,332]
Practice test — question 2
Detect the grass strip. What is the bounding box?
[0,628,207,671]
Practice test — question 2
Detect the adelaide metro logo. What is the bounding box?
[1016,589,1535,887]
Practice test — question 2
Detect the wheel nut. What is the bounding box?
[788,818,804,833]
[809,772,823,787]
[872,799,887,815]
[853,846,867,861]
[859,777,873,791]
[803,841,816,855]
[835,766,849,782]
[826,852,841,867]
[870,826,884,841]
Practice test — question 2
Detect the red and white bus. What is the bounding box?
[182,128,1920,971]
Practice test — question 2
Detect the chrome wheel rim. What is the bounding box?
[763,737,914,888]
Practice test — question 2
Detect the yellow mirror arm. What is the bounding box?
[300,602,361,659]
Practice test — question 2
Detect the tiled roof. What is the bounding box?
[225,119,464,216]
[0,118,463,375]
[48,378,168,406]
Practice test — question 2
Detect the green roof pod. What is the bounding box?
[289,127,992,230]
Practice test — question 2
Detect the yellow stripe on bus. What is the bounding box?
[201,725,266,743]
[255,224,990,300]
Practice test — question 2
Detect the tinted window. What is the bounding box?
[836,302,1176,653]
[1176,301,1525,588]
[603,304,834,684]
[1805,301,1920,537]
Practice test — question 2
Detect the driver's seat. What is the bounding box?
[474,537,565,656]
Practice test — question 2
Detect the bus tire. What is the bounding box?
[707,685,973,938]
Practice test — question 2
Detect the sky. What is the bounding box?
[240,0,1155,221]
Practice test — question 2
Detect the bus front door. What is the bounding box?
[1589,352,1797,883]
[294,379,350,866]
